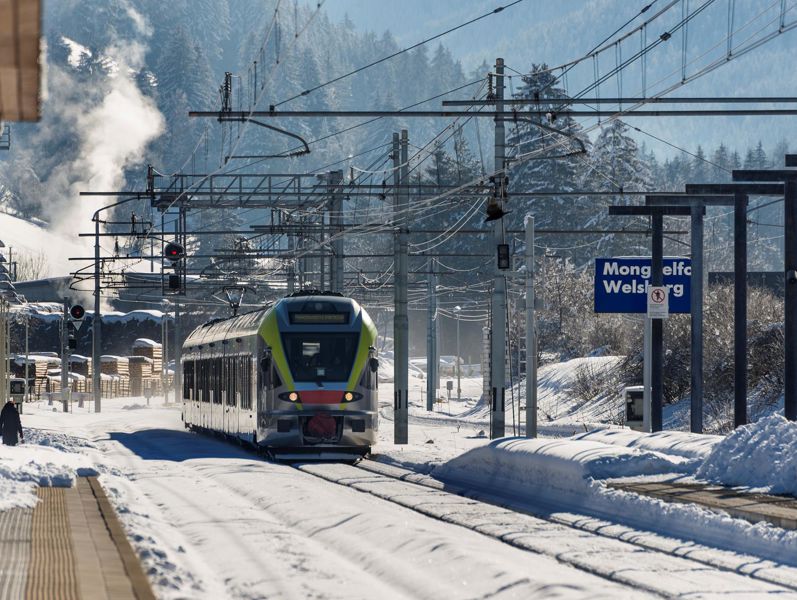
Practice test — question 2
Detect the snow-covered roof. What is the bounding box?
[133,338,161,348]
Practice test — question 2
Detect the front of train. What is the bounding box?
[258,293,378,458]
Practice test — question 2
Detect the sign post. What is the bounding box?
[595,256,691,432]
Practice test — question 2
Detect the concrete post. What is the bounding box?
[525,215,537,438]
[92,217,102,412]
[490,57,507,439]
[734,191,748,427]
[651,214,664,432]
[393,132,409,443]
[330,170,344,293]
[690,203,704,433]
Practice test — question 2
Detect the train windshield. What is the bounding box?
[282,333,359,382]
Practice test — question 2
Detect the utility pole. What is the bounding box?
[490,57,507,439]
[651,214,664,432]
[330,170,344,293]
[24,311,29,403]
[174,299,181,404]
[426,259,437,411]
[0,300,7,405]
[61,298,69,412]
[92,216,102,413]
[393,131,409,444]
[525,215,537,438]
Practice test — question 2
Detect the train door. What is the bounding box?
[254,344,272,443]
[209,355,218,431]
[225,355,236,437]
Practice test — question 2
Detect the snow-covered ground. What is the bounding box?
[1,372,796,598]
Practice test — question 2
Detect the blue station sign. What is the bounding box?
[594,257,692,313]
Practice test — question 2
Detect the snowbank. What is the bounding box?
[697,414,797,495]
[435,437,688,500]
[435,434,797,562]
[0,430,98,511]
[573,428,722,461]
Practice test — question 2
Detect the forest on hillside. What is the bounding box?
[0,0,790,278]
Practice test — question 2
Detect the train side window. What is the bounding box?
[246,356,252,410]
[227,357,235,406]
[215,358,223,404]
[231,356,238,407]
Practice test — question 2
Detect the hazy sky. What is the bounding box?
[308,0,797,160]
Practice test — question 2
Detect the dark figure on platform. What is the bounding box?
[0,400,23,446]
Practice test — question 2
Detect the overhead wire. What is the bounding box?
[272,0,526,108]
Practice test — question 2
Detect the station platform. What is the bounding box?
[610,481,797,530]
[0,477,154,600]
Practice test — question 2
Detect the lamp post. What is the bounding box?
[454,305,461,401]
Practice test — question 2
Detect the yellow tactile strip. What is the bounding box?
[12,478,155,600]
[0,508,31,599]
[26,487,79,600]
[84,478,155,600]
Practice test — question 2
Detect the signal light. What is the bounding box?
[164,242,185,262]
[69,305,85,320]
[168,274,181,290]
[68,335,77,350]
[497,244,511,270]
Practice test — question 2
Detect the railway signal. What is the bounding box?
[164,242,185,262]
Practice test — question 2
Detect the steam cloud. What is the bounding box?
[5,4,164,303]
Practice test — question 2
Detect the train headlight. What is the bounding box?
[342,391,362,402]
[279,391,300,402]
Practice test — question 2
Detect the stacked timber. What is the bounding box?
[18,355,60,397]
[101,356,130,397]
[132,339,162,377]
[68,355,91,377]
[128,356,154,396]
[100,355,129,376]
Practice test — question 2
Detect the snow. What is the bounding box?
[433,437,690,510]
[0,429,98,511]
[0,362,795,597]
[132,338,161,348]
[573,428,722,461]
[100,355,129,363]
[432,433,797,567]
[697,414,797,495]
[102,310,165,323]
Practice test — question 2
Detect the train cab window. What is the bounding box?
[282,333,358,382]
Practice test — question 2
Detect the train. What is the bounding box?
[181,292,379,458]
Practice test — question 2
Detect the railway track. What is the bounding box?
[296,458,797,598]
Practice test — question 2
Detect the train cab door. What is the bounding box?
[253,346,272,441]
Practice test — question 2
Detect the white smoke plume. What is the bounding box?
[13,4,165,297]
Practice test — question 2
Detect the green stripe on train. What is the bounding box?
[258,309,295,390]
[346,308,377,390]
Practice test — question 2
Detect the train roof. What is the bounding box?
[183,295,367,349]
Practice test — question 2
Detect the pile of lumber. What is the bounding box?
[68,355,92,377]
[132,339,162,377]
[100,355,129,377]
[128,356,155,396]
